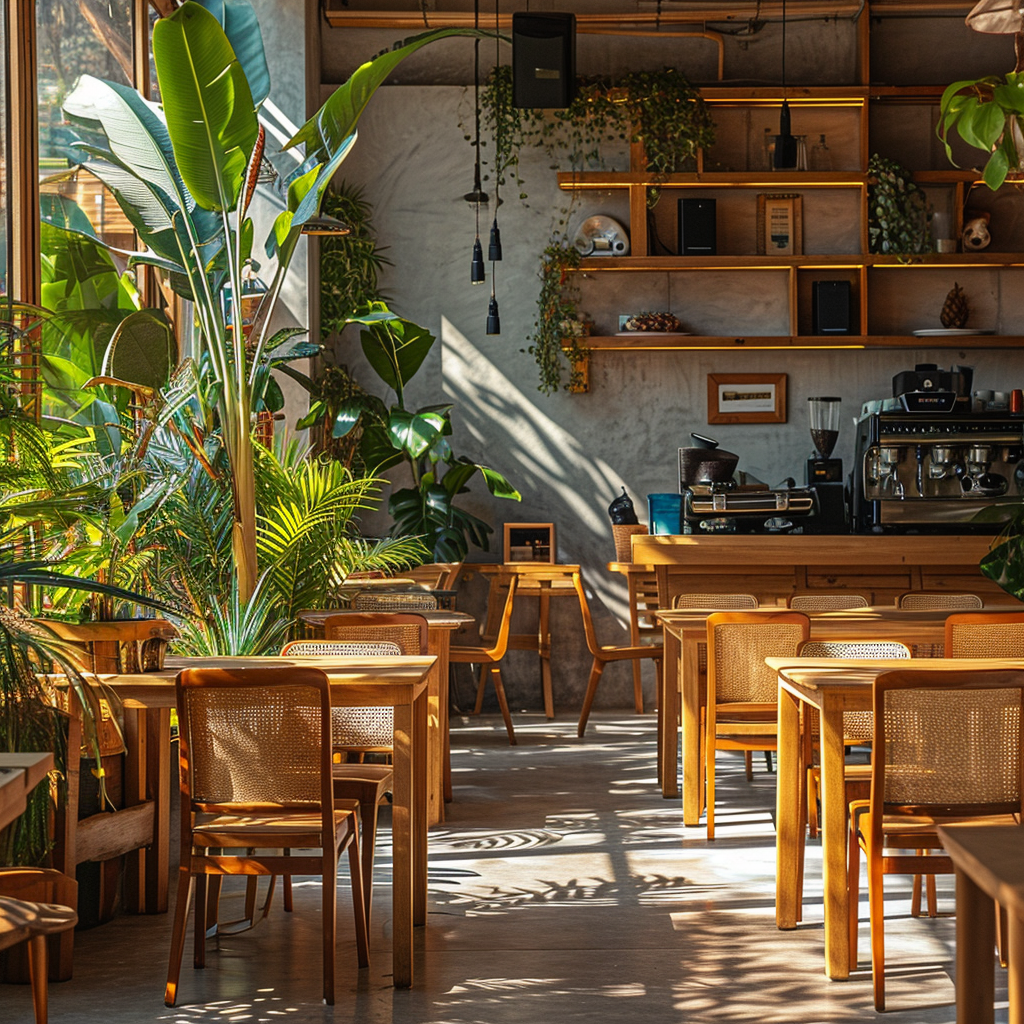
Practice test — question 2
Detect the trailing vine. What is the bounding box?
[867,154,932,258]
[480,65,716,196]
[527,240,588,395]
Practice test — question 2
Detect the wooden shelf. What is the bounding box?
[558,169,978,190]
[573,334,1023,351]
[573,253,1024,272]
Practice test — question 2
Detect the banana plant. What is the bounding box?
[316,304,521,561]
[60,0,488,602]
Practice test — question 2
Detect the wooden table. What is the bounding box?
[937,823,1024,1024]
[658,606,959,817]
[463,563,579,719]
[0,753,54,833]
[77,654,435,990]
[768,656,1024,982]
[297,609,472,823]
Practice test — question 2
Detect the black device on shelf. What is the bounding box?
[812,280,851,334]
[678,198,716,256]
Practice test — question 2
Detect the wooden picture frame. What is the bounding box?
[503,523,556,563]
[707,373,787,424]
[756,193,803,256]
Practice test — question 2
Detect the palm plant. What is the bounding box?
[59,0,487,605]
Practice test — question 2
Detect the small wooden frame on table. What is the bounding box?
[707,372,787,424]
[756,193,803,256]
[503,523,556,563]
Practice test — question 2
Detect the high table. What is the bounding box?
[296,608,472,823]
[0,753,54,833]
[658,606,962,818]
[69,653,435,989]
[936,823,1024,1024]
[767,656,1024,982]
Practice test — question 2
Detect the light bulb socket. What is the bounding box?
[773,100,798,170]
[488,219,502,261]
[471,239,486,284]
[486,296,501,335]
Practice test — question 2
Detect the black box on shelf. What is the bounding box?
[677,198,716,256]
[812,280,851,334]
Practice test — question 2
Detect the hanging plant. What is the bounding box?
[867,154,932,257]
[481,65,716,196]
[527,241,588,395]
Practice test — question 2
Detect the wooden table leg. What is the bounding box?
[425,631,446,825]
[436,632,453,805]
[391,700,414,989]
[659,629,680,800]
[146,708,171,913]
[819,697,850,980]
[123,708,146,914]
[413,688,428,931]
[776,684,802,930]
[682,636,702,823]
[539,589,554,719]
[954,866,996,1024]
[1009,908,1023,1024]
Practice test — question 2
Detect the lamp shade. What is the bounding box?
[966,0,1024,33]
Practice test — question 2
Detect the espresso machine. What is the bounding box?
[852,364,1024,533]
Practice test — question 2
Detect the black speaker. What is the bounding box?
[812,280,852,334]
[677,198,716,256]
[512,13,576,109]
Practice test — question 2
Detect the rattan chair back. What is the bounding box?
[789,593,869,611]
[708,611,810,704]
[611,523,647,563]
[944,611,1024,658]
[674,593,759,610]
[896,591,984,610]
[873,668,1024,812]
[321,613,428,654]
[352,591,438,612]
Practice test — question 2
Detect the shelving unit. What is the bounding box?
[556,81,1024,355]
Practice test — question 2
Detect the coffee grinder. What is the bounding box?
[805,396,848,532]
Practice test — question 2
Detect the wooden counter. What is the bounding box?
[630,533,1010,608]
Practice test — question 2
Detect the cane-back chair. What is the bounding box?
[945,611,1024,658]
[896,591,984,610]
[280,638,406,930]
[848,668,1024,1011]
[166,667,367,1007]
[450,573,520,743]
[611,524,658,713]
[705,611,810,839]
[574,569,664,737]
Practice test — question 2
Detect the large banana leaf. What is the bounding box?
[193,0,270,111]
[153,1,259,212]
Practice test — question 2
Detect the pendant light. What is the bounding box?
[465,0,488,285]
[773,0,798,170]
[486,0,502,334]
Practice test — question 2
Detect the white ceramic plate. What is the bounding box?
[912,328,995,337]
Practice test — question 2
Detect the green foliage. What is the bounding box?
[481,65,716,195]
[867,154,932,257]
[938,72,1024,191]
[528,241,586,395]
[328,304,520,560]
[980,505,1024,602]
[318,182,391,341]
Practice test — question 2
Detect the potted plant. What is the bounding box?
[528,241,587,395]
[937,71,1024,190]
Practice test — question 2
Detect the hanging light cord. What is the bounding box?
[781,0,787,97]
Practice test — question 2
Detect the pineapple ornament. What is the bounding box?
[940,282,969,329]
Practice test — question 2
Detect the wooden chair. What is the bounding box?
[847,668,1024,1011]
[450,573,520,744]
[166,666,368,1007]
[705,611,810,839]
[945,611,1024,658]
[610,525,657,713]
[789,593,870,611]
[280,637,406,932]
[0,873,77,1024]
[352,591,438,612]
[574,569,665,737]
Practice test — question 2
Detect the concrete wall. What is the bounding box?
[314,11,1024,715]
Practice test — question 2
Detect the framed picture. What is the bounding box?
[503,523,556,563]
[707,373,787,424]
[756,193,803,256]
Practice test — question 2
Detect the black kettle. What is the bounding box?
[608,486,639,525]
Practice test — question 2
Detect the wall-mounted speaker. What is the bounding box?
[812,280,852,334]
[512,13,576,109]
[677,198,716,256]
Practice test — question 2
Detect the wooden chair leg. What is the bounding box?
[848,820,860,969]
[205,875,222,935]
[322,850,336,1006]
[706,735,717,841]
[27,932,48,1024]
[347,821,369,969]
[473,665,488,714]
[193,874,207,969]
[359,801,380,934]
[631,658,644,715]
[807,767,819,839]
[926,872,937,917]
[577,658,605,738]
[490,667,517,745]
[868,841,886,1011]
[744,750,753,781]
[997,901,1009,968]
[165,866,194,1006]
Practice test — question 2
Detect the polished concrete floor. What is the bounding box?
[2,711,1007,1023]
